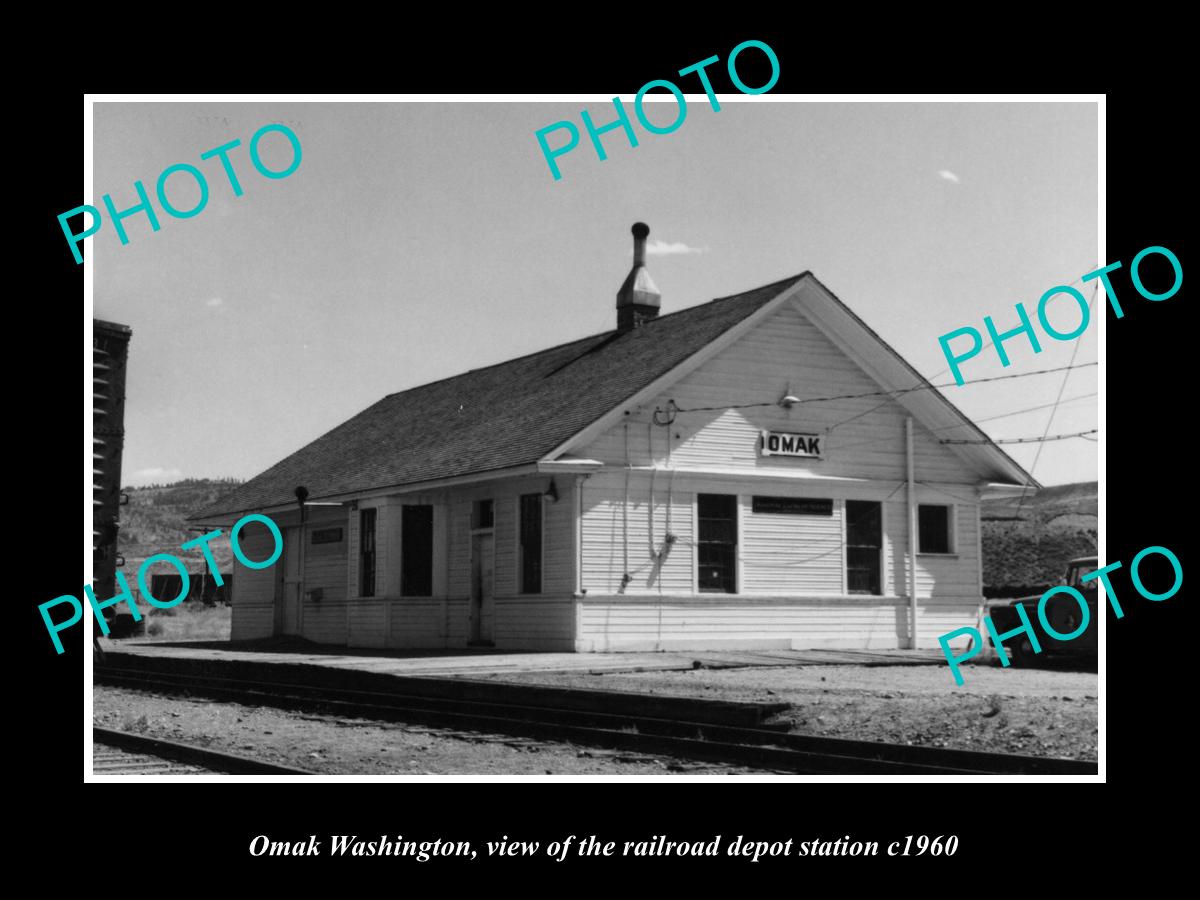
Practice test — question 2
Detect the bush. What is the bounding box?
[147,621,164,637]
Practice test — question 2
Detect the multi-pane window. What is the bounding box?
[519,493,542,594]
[359,508,376,597]
[846,500,882,595]
[918,504,953,554]
[401,505,434,596]
[697,494,738,593]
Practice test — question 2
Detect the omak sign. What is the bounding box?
[761,430,822,458]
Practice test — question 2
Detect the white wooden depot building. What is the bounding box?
[194,224,1036,652]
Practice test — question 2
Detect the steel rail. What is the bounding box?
[93,725,314,775]
[95,665,1096,775]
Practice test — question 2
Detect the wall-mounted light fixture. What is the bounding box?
[778,384,801,409]
[544,479,559,503]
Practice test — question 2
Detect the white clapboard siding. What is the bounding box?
[494,597,576,650]
[347,600,386,647]
[741,497,844,594]
[300,523,349,644]
[578,304,977,486]
[445,598,471,644]
[577,595,980,651]
[447,500,472,598]
[883,497,981,599]
[580,471,695,596]
[230,527,277,640]
[388,600,442,647]
[359,477,579,649]
[231,602,275,640]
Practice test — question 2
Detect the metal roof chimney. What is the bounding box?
[616,222,661,332]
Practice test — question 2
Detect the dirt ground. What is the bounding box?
[91,687,761,776]
[471,664,1099,761]
[122,603,231,642]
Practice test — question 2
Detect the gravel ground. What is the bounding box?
[469,664,1099,761]
[91,687,764,776]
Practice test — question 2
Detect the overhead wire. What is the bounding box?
[817,391,1098,456]
[1013,281,1097,515]
[663,361,1097,418]
[825,270,1096,434]
[940,428,1097,445]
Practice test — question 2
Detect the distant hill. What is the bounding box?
[118,478,243,575]
[982,481,1097,598]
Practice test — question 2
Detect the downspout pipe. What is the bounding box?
[905,419,918,650]
[294,485,308,637]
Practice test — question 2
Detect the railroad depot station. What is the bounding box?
[193,224,1037,653]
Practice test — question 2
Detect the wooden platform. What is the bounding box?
[103,639,944,677]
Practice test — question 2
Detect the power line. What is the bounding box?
[1014,281,1097,516]
[920,269,1094,383]
[970,391,1098,426]
[822,391,1098,456]
[666,361,1098,416]
[829,267,1097,434]
[940,428,1097,445]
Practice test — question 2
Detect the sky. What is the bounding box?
[92,100,1098,488]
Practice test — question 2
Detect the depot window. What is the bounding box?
[918,504,954,555]
[697,494,738,593]
[401,505,434,597]
[359,508,376,598]
[846,500,882,595]
[519,493,543,594]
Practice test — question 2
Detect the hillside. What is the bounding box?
[982,481,1097,597]
[117,478,243,575]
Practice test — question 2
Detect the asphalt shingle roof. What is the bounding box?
[193,274,806,519]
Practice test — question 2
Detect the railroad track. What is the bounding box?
[93,726,313,775]
[95,665,1097,775]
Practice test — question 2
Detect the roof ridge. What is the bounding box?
[381,271,810,400]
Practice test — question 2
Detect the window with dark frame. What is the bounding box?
[472,499,494,530]
[918,504,953,554]
[697,494,738,594]
[519,493,542,594]
[358,508,376,598]
[401,504,434,597]
[845,500,882,595]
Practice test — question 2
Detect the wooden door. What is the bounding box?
[279,526,302,635]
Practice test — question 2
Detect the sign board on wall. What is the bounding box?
[760,430,822,458]
[752,496,834,516]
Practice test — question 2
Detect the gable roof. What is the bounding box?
[192,274,807,520]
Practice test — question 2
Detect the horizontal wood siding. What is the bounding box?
[578,304,977,486]
[577,595,980,651]
[231,601,275,640]
[494,597,576,650]
[445,598,471,645]
[388,600,443,648]
[230,528,277,640]
[447,501,472,599]
[347,600,386,647]
[581,470,694,595]
[741,496,844,594]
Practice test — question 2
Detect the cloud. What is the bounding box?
[938,170,961,184]
[645,240,709,257]
[205,297,224,308]
[128,467,184,486]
